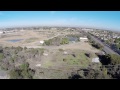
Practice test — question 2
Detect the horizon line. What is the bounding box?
[0,25,119,32]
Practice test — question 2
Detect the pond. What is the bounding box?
[68,37,79,42]
[6,39,23,43]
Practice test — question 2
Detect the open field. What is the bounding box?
[0,29,80,47]
[0,29,102,79]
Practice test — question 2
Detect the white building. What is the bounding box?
[79,37,88,42]
[92,57,100,63]
[40,40,44,44]
[0,31,3,34]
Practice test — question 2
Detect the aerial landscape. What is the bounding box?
[0,11,120,79]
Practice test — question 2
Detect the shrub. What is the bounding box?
[0,53,4,60]
[60,38,69,45]
[63,58,67,62]
[9,69,23,79]
[59,49,64,52]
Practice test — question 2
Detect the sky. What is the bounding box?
[0,11,120,31]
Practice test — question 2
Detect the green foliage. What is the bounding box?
[91,42,103,50]
[59,49,64,52]
[105,40,110,44]
[60,38,69,45]
[114,38,120,43]
[31,49,39,55]
[20,62,29,70]
[0,53,4,60]
[9,69,22,79]
[44,39,51,46]
[10,62,35,79]
[38,48,45,55]
[21,70,32,79]
[115,44,120,50]
[102,67,108,77]
[109,54,120,64]
[102,54,120,65]
[0,46,3,53]
[17,46,23,51]
[63,58,67,62]
[24,47,27,50]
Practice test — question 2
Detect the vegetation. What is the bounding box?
[91,42,103,50]
[9,62,35,79]
[0,53,4,60]
[69,68,111,79]
[114,38,120,43]
[59,49,64,52]
[100,54,120,65]
[1,45,120,79]
[44,37,69,46]
[60,38,69,45]
[44,39,51,46]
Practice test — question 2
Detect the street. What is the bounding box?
[89,34,119,55]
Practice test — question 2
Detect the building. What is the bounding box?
[79,37,88,42]
[92,57,100,63]
[0,31,3,34]
[40,40,44,44]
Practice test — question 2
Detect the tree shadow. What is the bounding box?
[68,72,84,79]
[68,74,83,79]
[97,55,110,65]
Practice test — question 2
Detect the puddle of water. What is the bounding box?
[68,37,78,42]
[6,39,23,43]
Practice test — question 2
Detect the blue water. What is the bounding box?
[68,37,78,41]
[7,39,23,43]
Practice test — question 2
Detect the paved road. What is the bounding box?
[89,34,119,55]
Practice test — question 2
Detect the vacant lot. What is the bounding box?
[28,49,98,71]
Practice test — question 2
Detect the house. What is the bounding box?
[79,37,88,42]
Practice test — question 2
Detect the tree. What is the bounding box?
[9,62,35,79]
[85,53,92,58]
[60,38,69,45]
[114,38,120,43]
[0,46,3,53]
[9,69,23,79]
[115,44,120,50]
[20,62,29,70]
[44,39,51,46]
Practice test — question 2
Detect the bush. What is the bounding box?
[20,62,29,70]
[9,69,23,79]
[60,38,69,45]
[0,46,3,53]
[63,58,67,62]
[92,43,103,50]
[44,40,51,46]
[59,49,64,52]
[0,53,4,60]
[10,62,35,79]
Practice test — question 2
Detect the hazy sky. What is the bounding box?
[0,11,120,30]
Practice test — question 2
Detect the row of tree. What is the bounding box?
[44,37,69,46]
